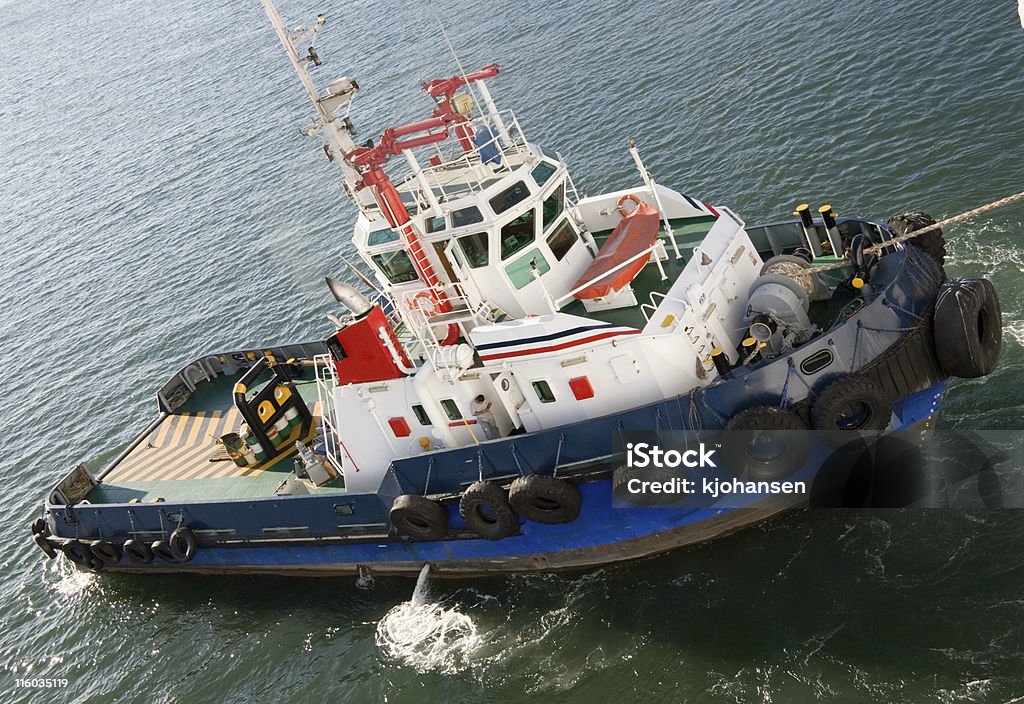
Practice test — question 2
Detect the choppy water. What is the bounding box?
[2,0,1023,701]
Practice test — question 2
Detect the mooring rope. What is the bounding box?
[812,189,1024,273]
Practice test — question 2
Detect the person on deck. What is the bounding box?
[471,394,498,440]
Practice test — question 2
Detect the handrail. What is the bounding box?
[95,412,169,482]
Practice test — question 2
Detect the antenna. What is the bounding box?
[426,1,485,117]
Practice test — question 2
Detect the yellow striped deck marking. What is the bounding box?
[115,412,209,481]
[164,408,241,481]
[169,409,244,481]
[102,402,317,484]
[107,410,232,482]
[129,411,212,482]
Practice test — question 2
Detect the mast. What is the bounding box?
[260,0,375,212]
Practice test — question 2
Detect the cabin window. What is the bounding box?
[489,181,530,215]
[370,250,418,284]
[546,219,578,261]
[531,380,556,404]
[500,208,536,259]
[505,249,550,289]
[368,228,400,246]
[456,232,489,268]
[424,216,446,233]
[542,183,565,231]
[412,404,431,426]
[440,399,462,421]
[451,205,484,228]
[531,161,558,187]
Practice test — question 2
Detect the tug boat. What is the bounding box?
[30,1,1003,577]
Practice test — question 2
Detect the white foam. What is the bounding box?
[375,565,481,673]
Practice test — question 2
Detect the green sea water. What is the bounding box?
[1,0,1023,701]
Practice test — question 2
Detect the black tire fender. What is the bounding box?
[91,540,122,565]
[508,475,581,524]
[933,277,1002,378]
[151,540,178,563]
[888,211,946,270]
[389,494,449,541]
[30,518,46,536]
[123,539,154,565]
[33,533,57,559]
[169,527,197,563]
[722,406,811,481]
[459,481,519,540]
[811,375,891,448]
[61,539,94,568]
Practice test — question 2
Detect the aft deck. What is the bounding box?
[89,370,344,505]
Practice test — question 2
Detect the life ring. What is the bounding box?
[169,527,197,563]
[124,539,154,565]
[33,533,56,560]
[508,475,581,524]
[459,481,519,540]
[411,290,441,317]
[617,193,643,218]
[91,540,123,565]
[389,494,449,541]
[151,539,178,563]
[810,375,891,448]
[933,277,1001,378]
[721,405,811,480]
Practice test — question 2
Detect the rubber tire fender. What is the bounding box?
[91,540,123,565]
[30,517,46,536]
[459,481,519,540]
[169,527,197,563]
[721,406,811,481]
[811,375,891,448]
[151,540,179,563]
[33,533,57,559]
[389,494,449,541]
[508,475,581,524]
[933,277,1002,378]
[123,539,154,565]
[61,539,94,568]
[888,211,947,270]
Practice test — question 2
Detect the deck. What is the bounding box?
[89,372,345,504]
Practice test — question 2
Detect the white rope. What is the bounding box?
[812,189,1024,273]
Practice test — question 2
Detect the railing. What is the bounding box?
[395,109,534,213]
[399,283,501,376]
[313,353,346,476]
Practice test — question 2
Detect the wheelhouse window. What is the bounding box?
[546,219,578,261]
[532,380,556,403]
[451,206,484,228]
[531,161,558,187]
[368,228,400,246]
[371,250,418,284]
[440,399,462,421]
[424,215,446,234]
[542,183,565,231]
[500,208,536,260]
[457,232,489,268]
[489,181,530,215]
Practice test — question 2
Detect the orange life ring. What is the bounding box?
[411,290,440,317]
[617,193,643,218]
